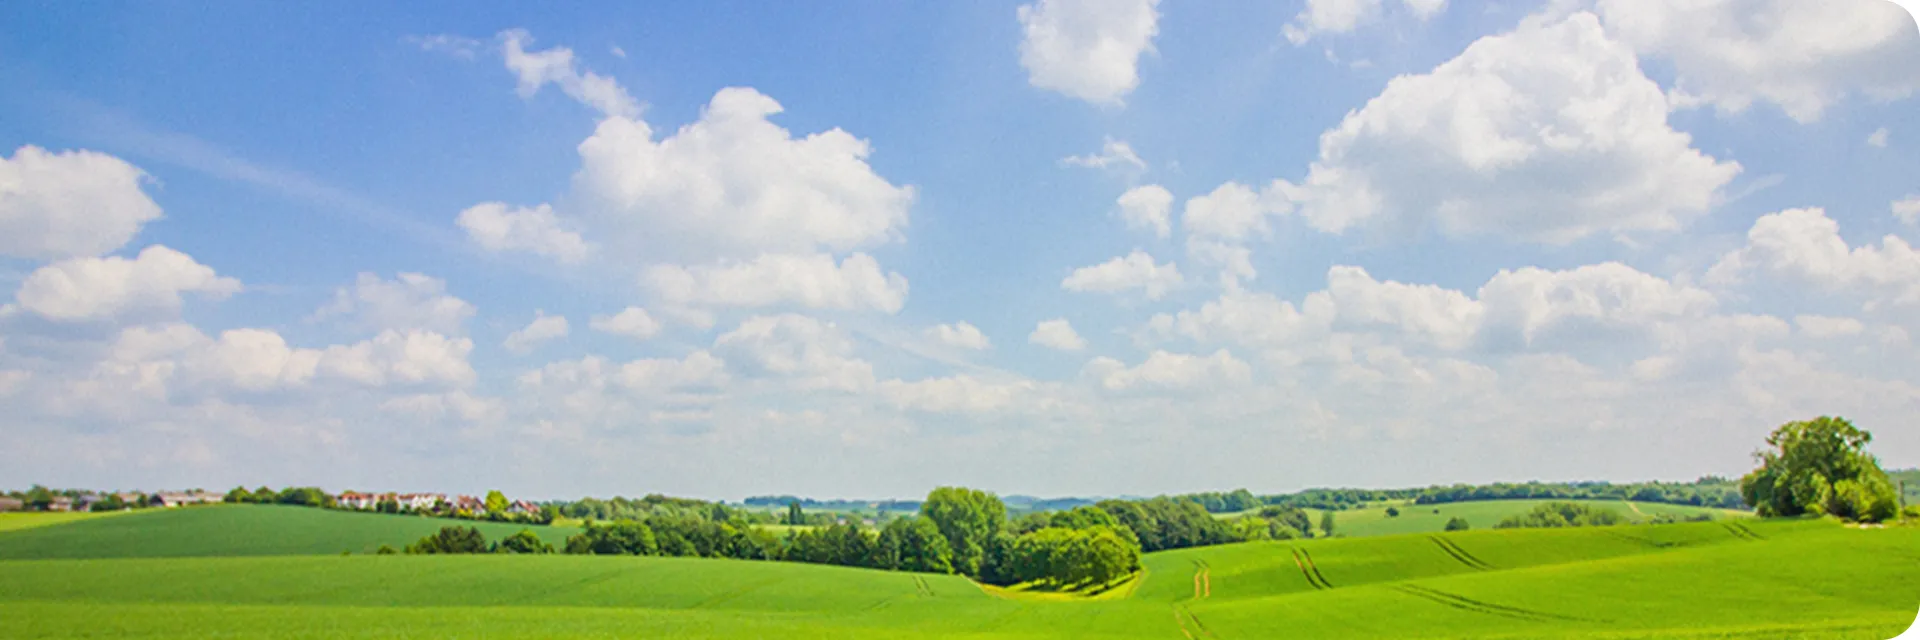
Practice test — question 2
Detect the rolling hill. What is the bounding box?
[0,504,578,559]
[0,504,1913,638]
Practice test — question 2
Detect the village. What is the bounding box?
[0,488,542,518]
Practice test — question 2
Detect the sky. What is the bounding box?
[1,0,1918,502]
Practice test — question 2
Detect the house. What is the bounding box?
[47,497,73,512]
[336,491,379,510]
[150,491,221,508]
[0,497,21,512]
[453,495,486,512]
[397,493,445,511]
[507,500,541,515]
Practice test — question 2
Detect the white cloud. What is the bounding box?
[520,351,728,395]
[1147,289,1333,350]
[1061,138,1147,173]
[1794,315,1865,339]
[499,29,640,118]
[380,391,504,423]
[1016,0,1162,105]
[1029,318,1087,351]
[13,245,241,322]
[1284,0,1382,45]
[455,202,591,264]
[312,272,474,335]
[1322,266,1483,350]
[880,375,1032,414]
[589,306,662,340]
[0,145,163,260]
[1183,181,1286,242]
[405,34,483,59]
[1893,195,1920,226]
[504,311,570,354]
[103,324,476,394]
[643,253,908,314]
[1707,207,1920,307]
[712,314,872,392]
[1595,0,1920,123]
[926,321,992,350]
[573,87,915,262]
[1477,262,1718,347]
[1061,250,1184,300]
[1083,349,1253,392]
[1116,185,1173,238]
[1270,12,1741,244]
[1403,0,1447,20]
[1868,127,1891,148]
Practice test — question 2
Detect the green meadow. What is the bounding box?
[1,505,1914,639]
[1253,499,1750,538]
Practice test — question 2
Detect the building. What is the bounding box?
[150,491,221,508]
[0,497,21,512]
[507,500,541,515]
[452,495,485,512]
[397,493,445,511]
[336,491,380,510]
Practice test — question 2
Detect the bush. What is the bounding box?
[375,544,397,555]
[406,526,489,554]
[1443,517,1470,531]
[497,529,554,554]
[1495,502,1625,529]
[1385,507,1400,517]
[565,521,658,555]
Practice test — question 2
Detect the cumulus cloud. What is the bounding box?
[1868,127,1891,148]
[13,245,241,322]
[589,306,662,340]
[455,203,591,264]
[379,391,504,423]
[1117,185,1173,238]
[504,310,569,354]
[644,253,908,314]
[1894,195,1920,226]
[1061,250,1184,300]
[1016,0,1162,105]
[1083,349,1253,392]
[879,375,1032,414]
[518,351,728,395]
[1284,0,1383,45]
[0,145,164,260]
[312,272,475,335]
[1061,138,1146,173]
[926,321,992,350]
[1706,207,1920,307]
[104,324,475,395]
[1270,12,1740,244]
[499,29,640,118]
[573,87,915,262]
[1595,0,1920,123]
[1322,266,1482,350]
[712,314,873,392]
[1029,318,1087,351]
[1476,262,1718,348]
[1794,315,1865,339]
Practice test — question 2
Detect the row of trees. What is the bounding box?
[1494,502,1628,529]
[1410,479,1745,510]
[404,526,553,554]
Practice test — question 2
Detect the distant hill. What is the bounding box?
[0,504,578,560]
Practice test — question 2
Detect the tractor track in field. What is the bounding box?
[1723,521,1764,541]
[684,575,787,610]
[1390,584,1605,624]
[1289,547,1332,590]
[1191,559,1212,600]
[912,575,934,597]
[1172,604,1219,639]
[1426,535,1494,571]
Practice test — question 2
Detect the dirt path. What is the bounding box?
[1624,501,1645,516]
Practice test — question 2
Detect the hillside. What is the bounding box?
[0,505,577,559]
[1213,499,1744,538]
[0,508,1912,638]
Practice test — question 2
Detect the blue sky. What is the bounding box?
[2,0,1917,501]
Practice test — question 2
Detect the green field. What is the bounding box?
[0,510,125,533]
[1280,499,1750,538]
[0,505,578,559]
[1,504,1914,638]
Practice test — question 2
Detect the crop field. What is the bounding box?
[1288,499,1750,538]
[0,510,125,533]
[0,505,578,559]
[1,506,1914,638]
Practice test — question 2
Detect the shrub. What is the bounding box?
[1385,507,1400,517]
[1444,517,1470,531]
[1495,502,1625,529]
[497,529,554,554]
[406,526,489,554]
[375,545,397,555]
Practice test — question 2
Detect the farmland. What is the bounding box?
[1225,498,1749,538]
[0,506,1913,638]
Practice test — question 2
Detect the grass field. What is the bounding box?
[0,510,126,533]
[0,505,1914,638]
[1309,499,1748,538]
[0,504,578,559]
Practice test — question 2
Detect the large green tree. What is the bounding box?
[1740,416,1899,522]
[872,517,953,574]
[921,487,1006,577]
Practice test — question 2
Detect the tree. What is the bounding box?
[496,529,554,554]
[873,517,954,574]
[224,486,251,503]
[1739,416,1899,522]
[565,521,658,555]
[375,544,398,555]
[485,490,509,515]
[1444,517,1470,531]
[787,501,805,526]
[1385,507,1400,517]
[89,494,126,512]
[921,487,1006,577]
[1319,511,1336,538]
[406,526,488,554]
